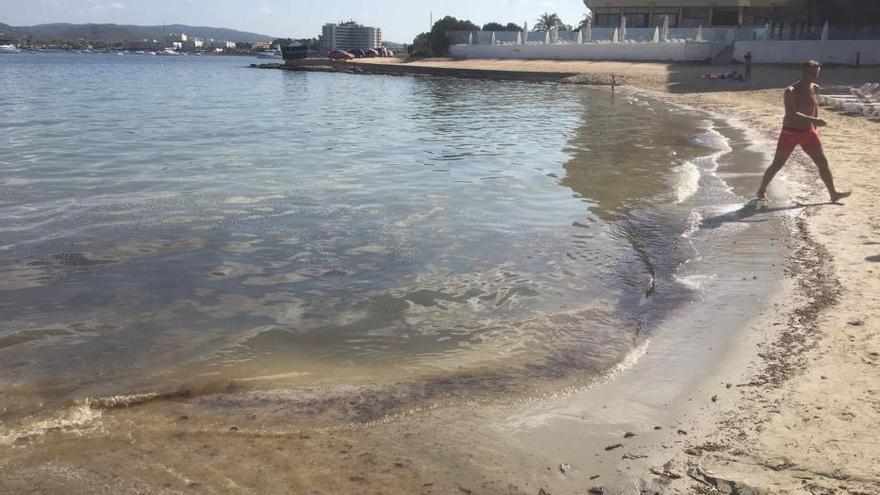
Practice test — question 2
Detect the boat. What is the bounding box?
[256,49,282,59]
[0,44,21,53]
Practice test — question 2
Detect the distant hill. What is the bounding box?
[0,23,274,43]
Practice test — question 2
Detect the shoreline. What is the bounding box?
[259,58,880,492]
[1,58,877,494]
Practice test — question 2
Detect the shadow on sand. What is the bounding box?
[867,255,880,263]
[700,201,835,230]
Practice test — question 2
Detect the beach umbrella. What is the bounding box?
[490,31,496,45]
[612,27,619,43]
[620,16,627,41]
[661,15,670,42]
[821,20,829,41]
[695,25,703,42]
[652,27,660,43]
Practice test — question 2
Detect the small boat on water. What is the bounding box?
[0,44,22,53]
[256,49,282,59]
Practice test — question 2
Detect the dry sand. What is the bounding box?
[346,58,880,494]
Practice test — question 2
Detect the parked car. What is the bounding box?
[349,49,366,58]
[365,49,379,57]
[329,50,354,61]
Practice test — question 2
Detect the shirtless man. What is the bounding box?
[756,60,851,203]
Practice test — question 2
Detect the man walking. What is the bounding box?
[756,60,850,203]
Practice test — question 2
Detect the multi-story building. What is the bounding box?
[321,21,382,51]
[585,0,880,29]
[181,38,204,51]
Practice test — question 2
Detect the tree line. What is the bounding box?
[411,12,591,57]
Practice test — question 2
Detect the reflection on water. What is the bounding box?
[1,55,749,427]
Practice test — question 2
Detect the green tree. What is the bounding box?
[534,12,572,31]
[419,16,480,56]
[482,22,522,32]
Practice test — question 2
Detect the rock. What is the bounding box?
[590,475,600,480]
[624,432,636,439]
[650,467,682,480]
[179,415,189,420]
[711,395,718,402]
[847,319,864,326]
[604,444,624,451]
[537,489,550,495]
[559,463,572,474]
[676,429,688,435]
[588,486,604,495]
[653,426,663,430]
[229,426,238,431]
[760,457,795,471]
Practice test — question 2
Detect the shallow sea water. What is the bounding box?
[0,54,781,445]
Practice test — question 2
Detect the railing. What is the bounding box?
[448,25,880,45]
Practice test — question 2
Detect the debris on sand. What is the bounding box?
[605,443,624,451]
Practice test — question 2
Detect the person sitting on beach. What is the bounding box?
[756,60,851,203]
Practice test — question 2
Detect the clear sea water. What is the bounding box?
[0,53,779,437]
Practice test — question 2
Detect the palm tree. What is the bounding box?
[534,12,572,31]
[578,11,594,29]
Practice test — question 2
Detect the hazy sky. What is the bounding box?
[0,0,591,42]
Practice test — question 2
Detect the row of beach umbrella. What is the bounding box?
[467,18,834,45]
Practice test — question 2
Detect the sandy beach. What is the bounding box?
[340,57,880,494]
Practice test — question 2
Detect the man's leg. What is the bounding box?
[756,145,793,200]
[803,145,851,202]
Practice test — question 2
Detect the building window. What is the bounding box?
[681,7,710,28]
[712,8,739,26]
[623,8,650,28]
[593,8,621,28]
[651,8,679,28]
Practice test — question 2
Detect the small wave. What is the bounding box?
[674,161,701,204]
[691,128,733,153]
[0,404,103,446]
[674,273,716,292]
[681,210,704,239]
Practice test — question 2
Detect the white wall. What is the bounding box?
[449,42,715,62]
[734,40,880,65]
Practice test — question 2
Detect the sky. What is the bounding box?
[0,0,591,43]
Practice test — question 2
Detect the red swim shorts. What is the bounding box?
[776,126,823,155]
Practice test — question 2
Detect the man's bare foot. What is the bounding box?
[831,191,852,203]
[756,191,770,202]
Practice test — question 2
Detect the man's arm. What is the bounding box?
[784,87,827,126]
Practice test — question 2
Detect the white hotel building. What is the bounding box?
[321,21,382,51]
